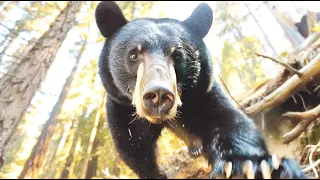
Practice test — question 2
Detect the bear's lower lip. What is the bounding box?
[145,115,171,124]
[142,106,173,120]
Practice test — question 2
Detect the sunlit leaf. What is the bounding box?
[312,23,320,32]
[280,51,288,57]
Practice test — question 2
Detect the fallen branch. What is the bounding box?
[294,32,320,54]
[302,141,320,178]
[282,104,320,144]
[303,159,320,174]
[241,38,320,109]
[245,53,320,115]
[255,53,302,76]
[308,141,320,178]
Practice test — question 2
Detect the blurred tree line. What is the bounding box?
[0,1,318,179]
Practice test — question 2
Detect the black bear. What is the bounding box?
[95,1,307,179]
[295,12,320,38]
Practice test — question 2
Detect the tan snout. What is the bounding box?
[132,61,181,124]
[142,81,175,117]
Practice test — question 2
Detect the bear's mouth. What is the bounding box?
[132,61,182,124]
[144,115,176,124]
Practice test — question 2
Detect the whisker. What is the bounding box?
[128,113,139,125]
[175,108,182,119]
[146,120,151,133]
[166,120,175,129]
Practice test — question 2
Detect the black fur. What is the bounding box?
[295,12,320,38]
[96,2,307,179]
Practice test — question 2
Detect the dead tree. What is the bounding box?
[239,34,320,178]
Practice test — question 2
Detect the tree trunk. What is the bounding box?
[244,3,278,57]
[60,128,81,179]
[0,1,82,169]
[0,37,37,79]
[80,92,106,179]
[60,103,93,179]
[263,1,305,48]
[51,122,73,179]
[86,102,108,179]
[68,138,82,178]
[85,139,99,179]
[18,37,87,178]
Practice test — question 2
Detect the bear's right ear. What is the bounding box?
[95,1,128,38]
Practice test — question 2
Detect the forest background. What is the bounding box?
[0,1,319,179]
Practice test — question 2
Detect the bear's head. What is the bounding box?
[96,2,213,124]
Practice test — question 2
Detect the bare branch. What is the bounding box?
[0,23,37,44]
[245,53,320,115]
[308,141,319,178]
[303,159,320,174]
[302,141,320,176]
[282,104,320,144]
[218,75,244,111]
[255,53,302,76]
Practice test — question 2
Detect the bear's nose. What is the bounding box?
[142,83,174,115]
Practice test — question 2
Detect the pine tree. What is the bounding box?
[0,1,83,169]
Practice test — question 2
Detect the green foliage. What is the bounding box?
[119,1,155,20]
[280,51,289,57]
[312,23,320,32]
[23,2,68,35]
[0,1,300,179]
[214,2,268,99]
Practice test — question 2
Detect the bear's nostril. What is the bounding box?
[144,92,159,104]
[160,93,174,111]
[160,94,174,107]
[142,85,175,115]
[163,94,174,103]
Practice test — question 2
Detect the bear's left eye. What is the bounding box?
[172,50,184,61]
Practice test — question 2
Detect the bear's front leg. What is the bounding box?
[165,120,203,156]
[208,115,307,179]
[106,97,165,179]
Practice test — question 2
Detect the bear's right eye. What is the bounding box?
[129,52,139,61]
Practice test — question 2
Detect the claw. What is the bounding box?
[243,160,255,179]
[224,161,232,179]
[260,160,271,179]
[271,154,280,170]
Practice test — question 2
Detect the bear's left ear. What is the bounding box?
[95,1,128,38]
[183,3,213,38]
